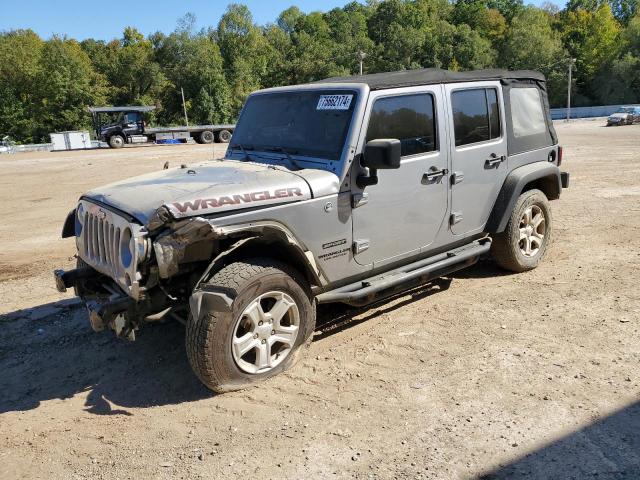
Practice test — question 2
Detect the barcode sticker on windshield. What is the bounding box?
[317,95,353,110]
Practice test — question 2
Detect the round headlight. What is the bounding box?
[120,228,133,268]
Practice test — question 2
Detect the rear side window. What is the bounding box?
[366,94,437,157]
[451,88,501,147]
[510,88,546,138]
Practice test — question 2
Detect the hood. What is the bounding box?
[99,123,120,134]
[84,160,339,225]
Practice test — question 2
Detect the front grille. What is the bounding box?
[77,199,145,299]
[82,210,122,274]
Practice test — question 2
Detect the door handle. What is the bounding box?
[485,154,506,168]
[423,167,448,183]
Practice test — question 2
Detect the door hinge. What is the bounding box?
[353,239,370,254]
[351,192,369,208]
[450,212,463,225]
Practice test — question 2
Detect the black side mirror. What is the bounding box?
[357,139,401,188]
[363,139,401,169]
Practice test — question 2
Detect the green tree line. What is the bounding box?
[1,0,639,143]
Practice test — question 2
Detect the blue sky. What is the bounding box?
[1,0,563,41]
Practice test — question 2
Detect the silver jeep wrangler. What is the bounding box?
[55,68,569,392]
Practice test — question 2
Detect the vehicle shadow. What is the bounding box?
[0,303,211,416]
[477,400,640,479]
[451,258,514,279]
[0,278,454,416]
[314,278,452,341]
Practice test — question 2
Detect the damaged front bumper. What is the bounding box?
[85,296,136,339]
[54,267,150,341]
[54,267,95,293]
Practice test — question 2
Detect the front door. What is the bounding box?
[352,87,449,267]
[445,82,508,236]
[122,112,143,137]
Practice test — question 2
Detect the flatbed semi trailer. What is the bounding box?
[89,106,235,148]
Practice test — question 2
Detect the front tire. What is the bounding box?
[186,258,316,393]
[491,189,552,272]
[109,134,125,148]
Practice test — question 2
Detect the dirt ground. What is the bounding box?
[1,120,639,480]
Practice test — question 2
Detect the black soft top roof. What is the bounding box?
[317,68,545,90]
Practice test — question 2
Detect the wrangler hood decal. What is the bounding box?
[83,160,314,225]
[170,187,305,215]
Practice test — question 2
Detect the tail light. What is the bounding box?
[557,146,563,166]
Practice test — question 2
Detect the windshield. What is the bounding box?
[616,107,633,113]
[231,90,358,161]
[97,112,141,128]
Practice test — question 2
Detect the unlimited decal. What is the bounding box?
[171,187,304,214]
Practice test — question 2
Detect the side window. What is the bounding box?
[509,88,546,138]
[366,93,437,157]
[124,112,140,124]
[451,88,501,147]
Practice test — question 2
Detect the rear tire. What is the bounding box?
[199,130,215,144]
[217,129,232,143]
[108,134,125,148]
[186,258,315,393]
[491,189,552,273]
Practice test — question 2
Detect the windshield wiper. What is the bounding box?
[264,147,303,170]
[229,143,254,161]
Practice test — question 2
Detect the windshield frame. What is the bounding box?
[227,84,369,176]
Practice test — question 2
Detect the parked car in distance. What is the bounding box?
[55,68,569,393]
[606,106,640,126]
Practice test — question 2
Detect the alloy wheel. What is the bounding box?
[518,205,546,257]
[231,291,300,374]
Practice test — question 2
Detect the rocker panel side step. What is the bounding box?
[316,238,491,306]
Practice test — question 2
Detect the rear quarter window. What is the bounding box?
[510,88,547,138]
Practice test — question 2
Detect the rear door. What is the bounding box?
[351,86,449,267]
[445,82,507,236]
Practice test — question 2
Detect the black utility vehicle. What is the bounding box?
[89,106,235,148]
